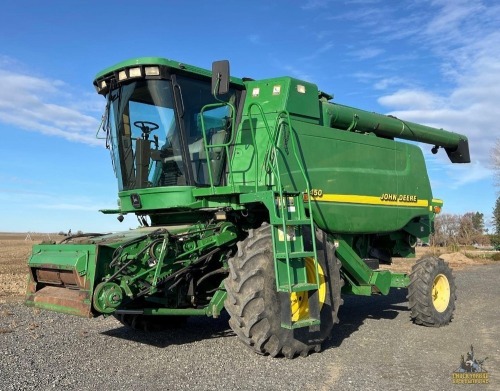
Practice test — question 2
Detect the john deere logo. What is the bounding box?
[452,345,489,384]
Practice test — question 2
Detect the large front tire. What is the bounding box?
[224,223,342,358]
[407,256,456,327]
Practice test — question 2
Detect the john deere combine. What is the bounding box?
[26,57,469,358]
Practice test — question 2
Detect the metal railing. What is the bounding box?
[247,104,320,293]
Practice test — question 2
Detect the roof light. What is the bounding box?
[129,67,142,78]
[297,85,306,94]
[99,80,107,89]
[118,70,128,81]
[145,66,160,76]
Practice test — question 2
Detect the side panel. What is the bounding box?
[396,142,433,228]
[279,121,433,234]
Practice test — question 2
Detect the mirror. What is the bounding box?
[211,60,230,96]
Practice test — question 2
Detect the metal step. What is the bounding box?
[279,289,321,330]
[277,219,312,226]
[272,190,320,329]
[275,250,315,259]
[281,318,321,330]
[277,282,319,293]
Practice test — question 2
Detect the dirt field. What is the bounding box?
[385,246,497,273]
[0,232,496,303]
[0,233,64,303]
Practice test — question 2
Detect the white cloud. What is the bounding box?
[378,52,500,167]
[446,161,493,189]
[370,1,500,173]
[326,5,386,23]
[378,90,442,110]
[313,30,332,41]
[344,0,381,3]
[0,66,102,145]
[423,1,488,44]
[247,34,261,45]
[373,77,407,90]
[301,0,333,10]
[349,47,384,60]
[300,41,335,62]
[278,64,313,83]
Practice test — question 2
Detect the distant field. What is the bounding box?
[0,232,496,304]
[0,233,64,303]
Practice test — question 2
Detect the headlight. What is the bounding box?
[128,67,142,78]
[145,66,160,76]
[118,70,127,81]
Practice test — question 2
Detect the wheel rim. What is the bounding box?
[291,257,326,322]
[432,273,450,312]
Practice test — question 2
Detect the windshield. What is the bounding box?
[109,79,184,190]
[107,77,235,191]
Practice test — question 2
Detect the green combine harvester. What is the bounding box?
[26,57,469,358]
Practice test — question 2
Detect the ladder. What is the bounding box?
[248,106,321,329]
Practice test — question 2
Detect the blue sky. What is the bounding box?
[0,0,498,233]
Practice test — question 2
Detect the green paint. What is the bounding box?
[26,56,469,333]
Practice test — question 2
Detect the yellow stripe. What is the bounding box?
[311,193,429,208]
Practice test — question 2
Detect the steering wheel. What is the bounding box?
[134,121,159,140]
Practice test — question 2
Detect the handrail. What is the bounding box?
[199,102,236,193]
[247,103,291,287]
[247,102,281,191]
[276,111,320,289]
[247,105,319,292]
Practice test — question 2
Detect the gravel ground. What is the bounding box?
[1,264,498,391]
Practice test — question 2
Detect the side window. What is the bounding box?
[189,105,231,186]
[176,74,237,186]
[197,105,230,137]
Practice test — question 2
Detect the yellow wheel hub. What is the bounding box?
[290,258,326,322]
[432,273,450,313]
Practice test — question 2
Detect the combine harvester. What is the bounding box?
[26,57,469,357]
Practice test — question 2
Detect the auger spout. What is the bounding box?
[327,103,470,163]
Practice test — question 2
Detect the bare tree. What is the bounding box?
[458,212,486,246]
[458,213,475,245]
[433,212,487,247]
[432,214,460,247]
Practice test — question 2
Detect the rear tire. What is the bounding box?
[407,256,456,327]
[224,223,342,358]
